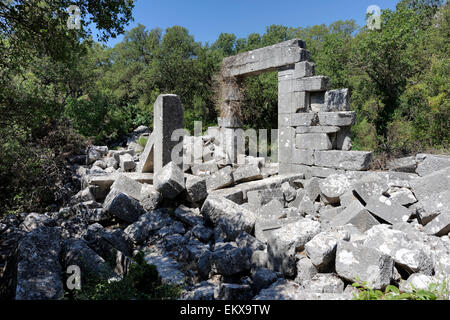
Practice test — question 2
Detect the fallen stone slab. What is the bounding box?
[173,205,206,227]
[87,146,108,165]
[335,240,394,290]
[20,213,53,232]
[252,268,278,292]
[191,162,219,176]
[387,187,417,206]
[416,154,450,177]
[184,281,216,300]
[140,184,162,211]
[209,187,244,204]
[330,203,380,233]
[304,228,350,271]
[365,196,411,224]
[247,188,284,211]
[319,174,352,205]
[154,162,185,200]
[215,283,253,300]
[416,190,450,226]
[267,219,321,277]
[124,209,172,244]
[206,166,234,191]
[61,238,117,282]
[387,156,416,173]
[352,177,389,205]
[314,150,372,171]
[103,189,145,223]
[253,279,300,300]
[82,172,154,201]
[294,256,318,284]
[109,174,143,201]
[144,252,186,286]
[301,273,345,294]
[136,132,155,173]
[211,242,252,276]
[410,166,450,202]
[256,199,285,221]
[201,195,256,241]
[318,206,346,223]
[364,225,434,275]
[232,164,263,183]
[423,212,450,236]
[120,153,136,172]
[15,226,64,300]
[185,174,208,203]
[222,38,308,78]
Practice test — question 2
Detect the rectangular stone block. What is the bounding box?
[278,126,295,164]
[296,133,332,151]
[318,112,356,127]
[206,166,234,191]
[154,94,184,173]
[292,149,314,166]
[294,61,315,78]
[222,39,308,78]
[278,113,318,127]
[296,126,340,134]
[314,150,373,171]
[295,76,330,92]
[325,89,350,111]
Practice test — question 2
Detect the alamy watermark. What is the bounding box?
[67,5,81,30]
[367,5,382,30]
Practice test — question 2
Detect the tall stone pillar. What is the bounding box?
[153,94,184,173]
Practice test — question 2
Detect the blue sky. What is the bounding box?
[99,0,400,47]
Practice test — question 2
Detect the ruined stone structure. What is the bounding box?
[219,39,373,177]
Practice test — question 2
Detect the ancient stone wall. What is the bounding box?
[219,39,373,177]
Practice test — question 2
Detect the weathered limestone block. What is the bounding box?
[318,112,356,126]
[153,94,184,173]
[201,195,256,241]
[154,162,186,200]
[278,113,319,127]
[415,154,450,177]
[296,133,333,151]
[267,219,321,277]
[206,166,234,191]
[292,149,315,165]
[191,162,219,176]
[296,126,340,134]
[305,228,350,271]
[319,174,351,204]
[103,189,145,223]
[331,203,380,233]
[119,153,136,172]
[410,166,450,202]
[137,132,155,173]
[365,195,411,225]
[15,226,64,300]
[294,61,315,78]
[109,174,143,201]
[325,89,350,112]
[185,175,208,203]
[352,177,389,204]
[222,39,308,78]
[232,164,263,183]
[314,150,372,171]
[423,212,450,236]
[295,76,330,92]
[335,241,394,290]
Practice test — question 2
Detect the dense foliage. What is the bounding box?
[0,0,448,215]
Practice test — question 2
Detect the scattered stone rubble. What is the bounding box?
[0,39,449,301]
